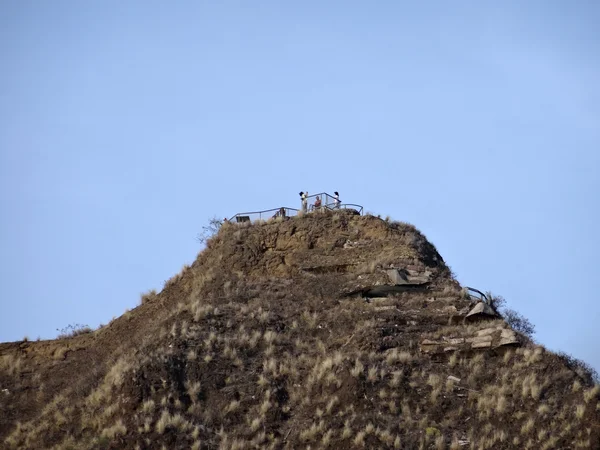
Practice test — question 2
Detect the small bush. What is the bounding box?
[503,308,535,339]
[140,289,158,305]
[56,324,93,339]
[557,352,599,384]
[196,217,223,244]
[484,292,535,339]
[484,292,506,313]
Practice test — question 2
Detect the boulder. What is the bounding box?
[466,335,493,344]
[475,327,497,337]
[465,302,497,321]
[497,329,520,347]
[471,340,493,349]
[385,268,410,285]
[374,306,396,312]
[443,337,465,345]
[385,268,431,285]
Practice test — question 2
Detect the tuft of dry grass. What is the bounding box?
[353,430,366,446]
[583,385,599,403]
[101,420,127,439]
[140,289,158,305]
[321,429,333,445]
[186,381,201,402]
[1,354,23,375]
[521,418,535,435]
[342,421,352,439]
[141,399,155,414]
[225,400,240,414]
[156,410,191,434]
[367,366,378,383]
[351,358,364,378]
[575,404,586,419]
[537,403,550,416]
[299,422,322,442]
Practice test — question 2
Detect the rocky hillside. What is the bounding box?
[1,210,599,449]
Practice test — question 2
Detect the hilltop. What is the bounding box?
[1,210,599,449]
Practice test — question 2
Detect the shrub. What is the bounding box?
[56,324,93,339]
[484,292,506,313]
[484,292,535,339]
[557,352,599,384]
[196,216,223,244]
[503,308,535,339]
[140,289,158,305]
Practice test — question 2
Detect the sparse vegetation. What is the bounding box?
[56,323,93,339]
[196,216,223,245]
[140,289,157,304]
[558,351,599,384]
[503,308,535,339]
[484,292,535,339]
[1,211,598,449]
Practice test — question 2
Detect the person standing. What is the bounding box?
[334,191,341,209]
[300,191,308,213]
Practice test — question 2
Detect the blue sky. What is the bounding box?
[1,1,598,372]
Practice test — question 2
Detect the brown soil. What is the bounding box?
[1,210,598,449]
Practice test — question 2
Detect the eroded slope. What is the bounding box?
[1,211,599,449]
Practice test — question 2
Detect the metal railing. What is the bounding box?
[228,192,363,224]
[303,192,362,214]
[229,207,299,223]
[326,203,364,214]
[305,192,338,209]
[464,286,489,303]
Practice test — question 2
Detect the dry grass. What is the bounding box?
[53,347,68,360]
[583,385,599,403]
[575,404,586,420]
[101,420,127,439]
[140,289,158,305]
[141,399,155,414]
[353,430,366,446]
[2,212,600,450]
[0,354,22,375]
[521,418,535,435]
[351,358,364,377]
[156,410,191,434]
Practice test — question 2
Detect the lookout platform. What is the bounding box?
[229,192,363,223]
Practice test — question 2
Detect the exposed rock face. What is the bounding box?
[465,301,497,321]
[385,268,431,285]
[1,210,598,449]
[420,325,520,353]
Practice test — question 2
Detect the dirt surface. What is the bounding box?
[1,211,599,449]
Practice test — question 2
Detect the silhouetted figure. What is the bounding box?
[272,207,286,219]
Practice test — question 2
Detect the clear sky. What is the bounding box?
[1,2,598,372]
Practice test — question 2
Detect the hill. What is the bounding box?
[1,210,599,449]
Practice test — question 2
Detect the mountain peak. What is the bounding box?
[1,210,598,449]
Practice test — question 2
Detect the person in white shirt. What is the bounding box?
[334,191,341,209]
[300,191,308,213]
